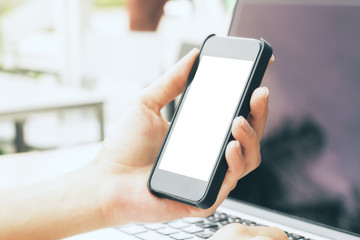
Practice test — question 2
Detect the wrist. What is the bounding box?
[94,165,134,227]
[59,164,113,235]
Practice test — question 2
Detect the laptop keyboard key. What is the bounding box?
[157,226,180,235]
[208,227,220,232]
[288,233,305,240]
[240,219,256,226]
[207,212,228,222]
[219,216,242,225]
[144,223,167,230]
[136,231,170,240]
[195,230,215,239]
[182,217,204,224]
[119,225,148,235]
[196,222,219,229]
[170,232,194,239]
[168,220,190,229]
[182,225,204,234]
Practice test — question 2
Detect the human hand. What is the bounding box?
[94,49,273,226]
[210,224,287,240]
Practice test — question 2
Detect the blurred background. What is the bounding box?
[1,1,359,236]
[0,0,236,154]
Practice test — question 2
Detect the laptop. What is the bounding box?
[66,0,360,239]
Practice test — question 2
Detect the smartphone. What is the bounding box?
[148,34,272,209]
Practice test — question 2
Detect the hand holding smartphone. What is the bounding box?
[148,35,273,209]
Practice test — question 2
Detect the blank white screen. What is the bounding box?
[159,56,254,181]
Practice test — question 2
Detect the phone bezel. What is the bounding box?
[149,35,267,208]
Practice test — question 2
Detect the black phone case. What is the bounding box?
[148,34,273,209]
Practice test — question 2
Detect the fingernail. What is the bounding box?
[262,87,269,105]
[190,48,199,54]
[239,116,252,134]
[236,140,242,156]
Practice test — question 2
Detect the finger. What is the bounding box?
[199,139,249,216]
[247,54,274,141]
[141,48,199,112]
[248,226,288,240]
[247,87,269,141]
[209,224,249,240]
[225,140,246,180]
[251,237,273,240]
[217,140,246,195]
[190,142,242,217]
[267,55,275,69]
[199,117,260,215]
[197,117,262,216]
[232,116,261,176]
[210,224,287,240]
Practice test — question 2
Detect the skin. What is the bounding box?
[211,224,287,240]
[0,49,286,240]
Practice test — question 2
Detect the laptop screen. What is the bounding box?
[228,0,360,235]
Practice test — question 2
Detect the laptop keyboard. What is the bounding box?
[115,211,315,240]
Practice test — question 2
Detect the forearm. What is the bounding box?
[0,164,110,240]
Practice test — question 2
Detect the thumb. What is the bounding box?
[141,48,199,112]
